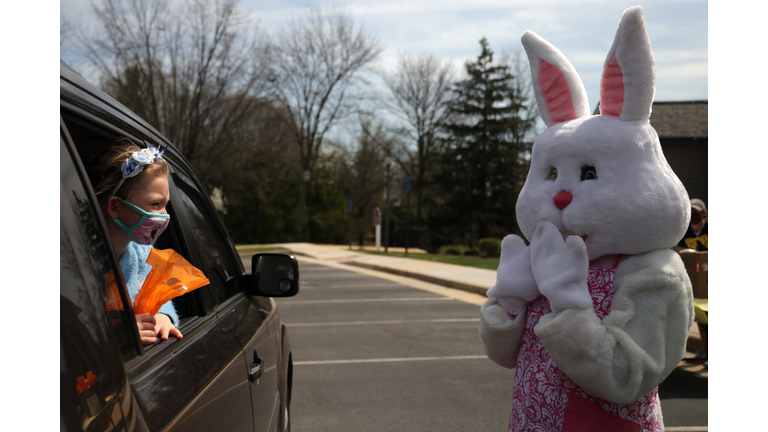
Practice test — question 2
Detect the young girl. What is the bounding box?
[88,138,183,345]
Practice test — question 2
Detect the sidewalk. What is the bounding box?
[249,243,704,363]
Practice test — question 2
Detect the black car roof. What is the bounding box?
[60,59,196,177]
[60,59,174,150]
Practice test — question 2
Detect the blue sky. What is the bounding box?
[61,0,707,115]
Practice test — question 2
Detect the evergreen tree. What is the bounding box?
[434,38,536,243]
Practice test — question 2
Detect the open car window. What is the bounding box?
[60,112,206,343]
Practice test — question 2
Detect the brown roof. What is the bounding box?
[648,100,708,139]
[592,100,708,139]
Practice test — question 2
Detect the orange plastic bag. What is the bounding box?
[133,248,210,316]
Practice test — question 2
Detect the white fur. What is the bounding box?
[480,5,695,412]
[536,250,694,404]
[516,115,690,261]
[522,30,590,127]
[601,6,656,121]
[479,298,527,369]
[529,220,592,313]
[486,234,539,312]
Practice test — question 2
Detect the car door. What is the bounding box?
[61,124,131,432]
[60,111,256,432]
[168,169,282,432]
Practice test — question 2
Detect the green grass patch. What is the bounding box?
[355,249,500,270]
[235,245,290,254]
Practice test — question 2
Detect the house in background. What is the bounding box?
[594,100,708,204]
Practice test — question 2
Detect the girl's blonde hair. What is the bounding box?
[88,138,169,204]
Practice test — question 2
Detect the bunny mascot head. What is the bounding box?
[480,6,695,432]
[516,7,690,262]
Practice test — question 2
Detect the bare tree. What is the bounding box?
[269,6,384,174]
[76,0,273,186]
[380,52,453,224]
[61,15,73,47]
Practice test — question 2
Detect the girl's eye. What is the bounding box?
[580,165,597,181]
[548,168,558,180]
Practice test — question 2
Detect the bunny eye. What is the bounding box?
[581,165,597,181]
[547,168,558,180]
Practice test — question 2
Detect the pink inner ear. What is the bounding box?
[539,59,576,124]
[600,55,624,117]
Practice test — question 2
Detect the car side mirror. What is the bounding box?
[250,253,299,297]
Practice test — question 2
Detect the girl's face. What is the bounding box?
[119,174,170,227]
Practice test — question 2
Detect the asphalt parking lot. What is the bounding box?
[275,262,517,432]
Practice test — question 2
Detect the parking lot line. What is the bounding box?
[288,318,480,327]
[664,428,707,431]
[281,297,454,305]
[291,256,489,306]
[294,355,488,366]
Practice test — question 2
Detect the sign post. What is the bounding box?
[373,207,381,252]
[405,177,411,255]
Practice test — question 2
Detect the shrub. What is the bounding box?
[464,247,481,256]
[440,245,464,255]
[478,238,501,257]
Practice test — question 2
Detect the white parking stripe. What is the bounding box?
[665,427,707,431]
[288,318,479,327]
[295,355,488,366]
[308,284,405,288]
[280,297,453,305]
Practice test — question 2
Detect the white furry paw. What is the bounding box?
[487,235,540,308]
[529,221,591,313]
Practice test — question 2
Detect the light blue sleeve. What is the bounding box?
[120,243,180,327]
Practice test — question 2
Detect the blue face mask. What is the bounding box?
[112,197,170,246]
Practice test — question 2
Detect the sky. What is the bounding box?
[60,0,708,117]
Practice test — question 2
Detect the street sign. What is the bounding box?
[373,207,381,226]
[405,177,411,193]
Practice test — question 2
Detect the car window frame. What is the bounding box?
[168,169,247,313]
[61,115,146,358]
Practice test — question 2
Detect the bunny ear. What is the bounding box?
[599,6,655,121]
[521,30,590,128]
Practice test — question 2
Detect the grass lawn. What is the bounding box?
[235,245,290,254]
[355,249,500,270]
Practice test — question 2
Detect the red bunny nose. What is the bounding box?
[554,191,573,210]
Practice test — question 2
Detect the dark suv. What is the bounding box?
[60,59,297,432]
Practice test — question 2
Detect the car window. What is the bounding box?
[60,113,204,327]
[171,175,240,308]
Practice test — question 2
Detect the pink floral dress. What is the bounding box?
[508,263,663,432]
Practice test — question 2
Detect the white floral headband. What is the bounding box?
[109,143,167,197]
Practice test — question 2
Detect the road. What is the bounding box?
[275,260,707,431]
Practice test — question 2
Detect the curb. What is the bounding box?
[343,261,490,296]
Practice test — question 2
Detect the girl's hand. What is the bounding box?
[154,313,183,341]
[135,313,158,345]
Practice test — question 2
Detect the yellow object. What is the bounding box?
[134,248,210,316]
[693,298,708,325]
